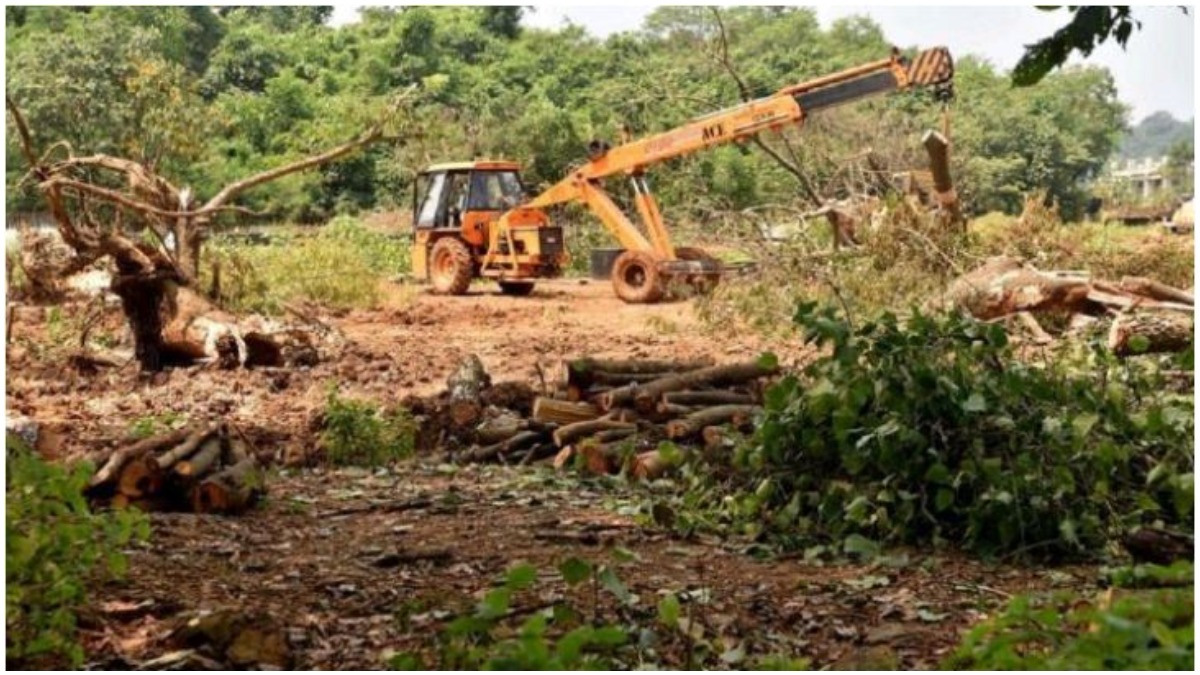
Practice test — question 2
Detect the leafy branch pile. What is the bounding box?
[677,304,1193,559]
[6,436,149,668]
[946,562,1194,669]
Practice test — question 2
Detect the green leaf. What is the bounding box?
[657,594,681,627]
[478,588,511,620]
[1128,334,1151,354]
[962,392,988,413]
[505,563,537,590]
[843,534,880,559]
[935,487,954,511]
[597,566,632,604]
[557,557,592,586]
[757,352,779,370]
[610,546,640,564]
[1071,413,1099,438]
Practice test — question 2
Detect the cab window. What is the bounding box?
[468,171,525,211]
[415,173,445,228]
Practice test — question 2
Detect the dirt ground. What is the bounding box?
[7,280,1096,669]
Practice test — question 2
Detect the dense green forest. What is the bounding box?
[7,6,1133,222]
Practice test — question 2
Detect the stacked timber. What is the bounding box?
[444,357,777,480]
[85,424,264,514]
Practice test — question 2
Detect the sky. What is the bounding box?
[330,5,1195,124]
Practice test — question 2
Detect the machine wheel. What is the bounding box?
[430,237,473,295]
[498,280,536,296]
[611,250,664,304]
[673,246,722,295]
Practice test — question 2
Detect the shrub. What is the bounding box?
[206,216,409,314]
[320,388,416,466]
[6,436,149,668]
[945,563,1193,669]
[681,304,1193,559]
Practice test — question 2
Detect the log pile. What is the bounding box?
[406,355,777,480]
[943,256,1194,357]
[85,424,264,514]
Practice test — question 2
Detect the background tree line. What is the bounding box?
[6,6,1141,223]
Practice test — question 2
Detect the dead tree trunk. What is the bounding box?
[6,91,413,371]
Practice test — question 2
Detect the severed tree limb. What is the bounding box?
[1119,276,1194,306]
[88,426,193,491]
[552,419,637,448]
[663,390,756,406]
[1107,309,1193,357]
[665,405,761,440]
[602,361,779,413]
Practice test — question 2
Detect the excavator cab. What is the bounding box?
[410,161,566,296]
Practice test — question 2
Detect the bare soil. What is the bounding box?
[7,280,1095,669]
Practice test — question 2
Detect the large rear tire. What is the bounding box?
[611,250,664,304]
[498,280,536,296]
[430,237,473,295]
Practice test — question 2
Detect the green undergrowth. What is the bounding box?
[696,195,1193,338]
[320,387,417,466]
[6,436,149,668]
[661,303,1193,560]
[945,562,1194,669]
[204,216,409,314]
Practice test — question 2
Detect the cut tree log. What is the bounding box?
[1107,309,1193,357]
[576,440,634,475]
[564,357,714,389]
[601,361,778,413]
[656,402,698,418]
[552,446,575,470]
[1121,527,1193,565]
[466,430,543,463]
[1119,277,1194,306]
[665,405,761,440]
[702,425,730,450]
[662,390,756,406]
[175,434,225,478]
[474,414,526,445]
[552,419,636,448]
[151,426,218,471]
[944,257,1093,320]
[517,442,559,466]
[191,457,263,515]
[531,397,601,425]
[88,426,193,490]
[629,450,677,480]
[448,400,483,428]
[593,427,637,443]
[118,458,162,498]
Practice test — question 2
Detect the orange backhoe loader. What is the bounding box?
[411,46,954,302]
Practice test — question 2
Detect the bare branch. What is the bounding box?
[706,9,822,208]
[5,96,40,170]
[202,86,417,211]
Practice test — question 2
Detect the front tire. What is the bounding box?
[430,237,473,295]
[498,280,536,296]
[611,250,664,304]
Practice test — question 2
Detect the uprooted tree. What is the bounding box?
[6,90,416,371]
